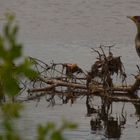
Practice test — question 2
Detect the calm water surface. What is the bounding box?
[0,0,140,139]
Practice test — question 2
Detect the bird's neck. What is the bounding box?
[136,24,140,35]
[135,33,140,51]
[136,32,140,40]
[136,24,140,40]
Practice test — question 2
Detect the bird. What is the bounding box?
[127,16,140,57]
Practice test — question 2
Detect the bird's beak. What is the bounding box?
[127,16,136,22]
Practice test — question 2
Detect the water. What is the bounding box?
[0,0,140,139]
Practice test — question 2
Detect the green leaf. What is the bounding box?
[4,23,10,38]
[4,120,13,132]
[46,122,55,130]
[51,131,64,140]
[23,68,38,79]
[12,26,18,37]
[0,135,3,140]
[37,124,48,140]
[5,12,15,22]
[9,44,22,60]
[67,123,77,129]
[17,58,38,79]
[3,74,20,96]
[1,103,23,118]
[62,119,77,130]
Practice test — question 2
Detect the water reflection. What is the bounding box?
[87,95,140,139]
[88,96,127,139]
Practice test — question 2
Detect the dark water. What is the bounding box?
[0,0,140,139]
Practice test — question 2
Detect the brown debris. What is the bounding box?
[89,46,126,88]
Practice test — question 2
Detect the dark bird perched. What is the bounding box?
[128,16,140,57]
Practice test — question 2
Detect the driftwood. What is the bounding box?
[26,76,140,104]
[16,45,140,109]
